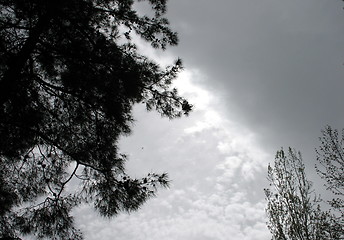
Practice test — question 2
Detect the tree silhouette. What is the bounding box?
[0,0,192,239]
[316,126,344,233]
[264,148,341,240]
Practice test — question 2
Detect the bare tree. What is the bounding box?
[264,148,341,240]
[316,126,344,232]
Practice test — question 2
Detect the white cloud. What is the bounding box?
[73,67,272,240]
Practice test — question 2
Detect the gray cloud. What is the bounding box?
[71,1,344,239]
[167,0,344,158]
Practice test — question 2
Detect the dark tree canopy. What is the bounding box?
[0,0,192,239]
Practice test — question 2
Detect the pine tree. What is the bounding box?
[0,0,192,239]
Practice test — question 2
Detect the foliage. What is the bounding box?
[264,148,341,240]
[316,126,344,231]
[0,0,192,239]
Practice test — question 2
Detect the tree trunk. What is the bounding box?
[0,13,52,106]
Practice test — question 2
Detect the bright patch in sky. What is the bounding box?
[74,68,272,240]
[74,1,344,238]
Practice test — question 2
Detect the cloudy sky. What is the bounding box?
[74,1,344,239]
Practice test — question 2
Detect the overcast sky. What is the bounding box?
[73,1,344,239]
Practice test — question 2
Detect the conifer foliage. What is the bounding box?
[0,0,192,239]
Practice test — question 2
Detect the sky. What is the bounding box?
[73,1,344,239]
